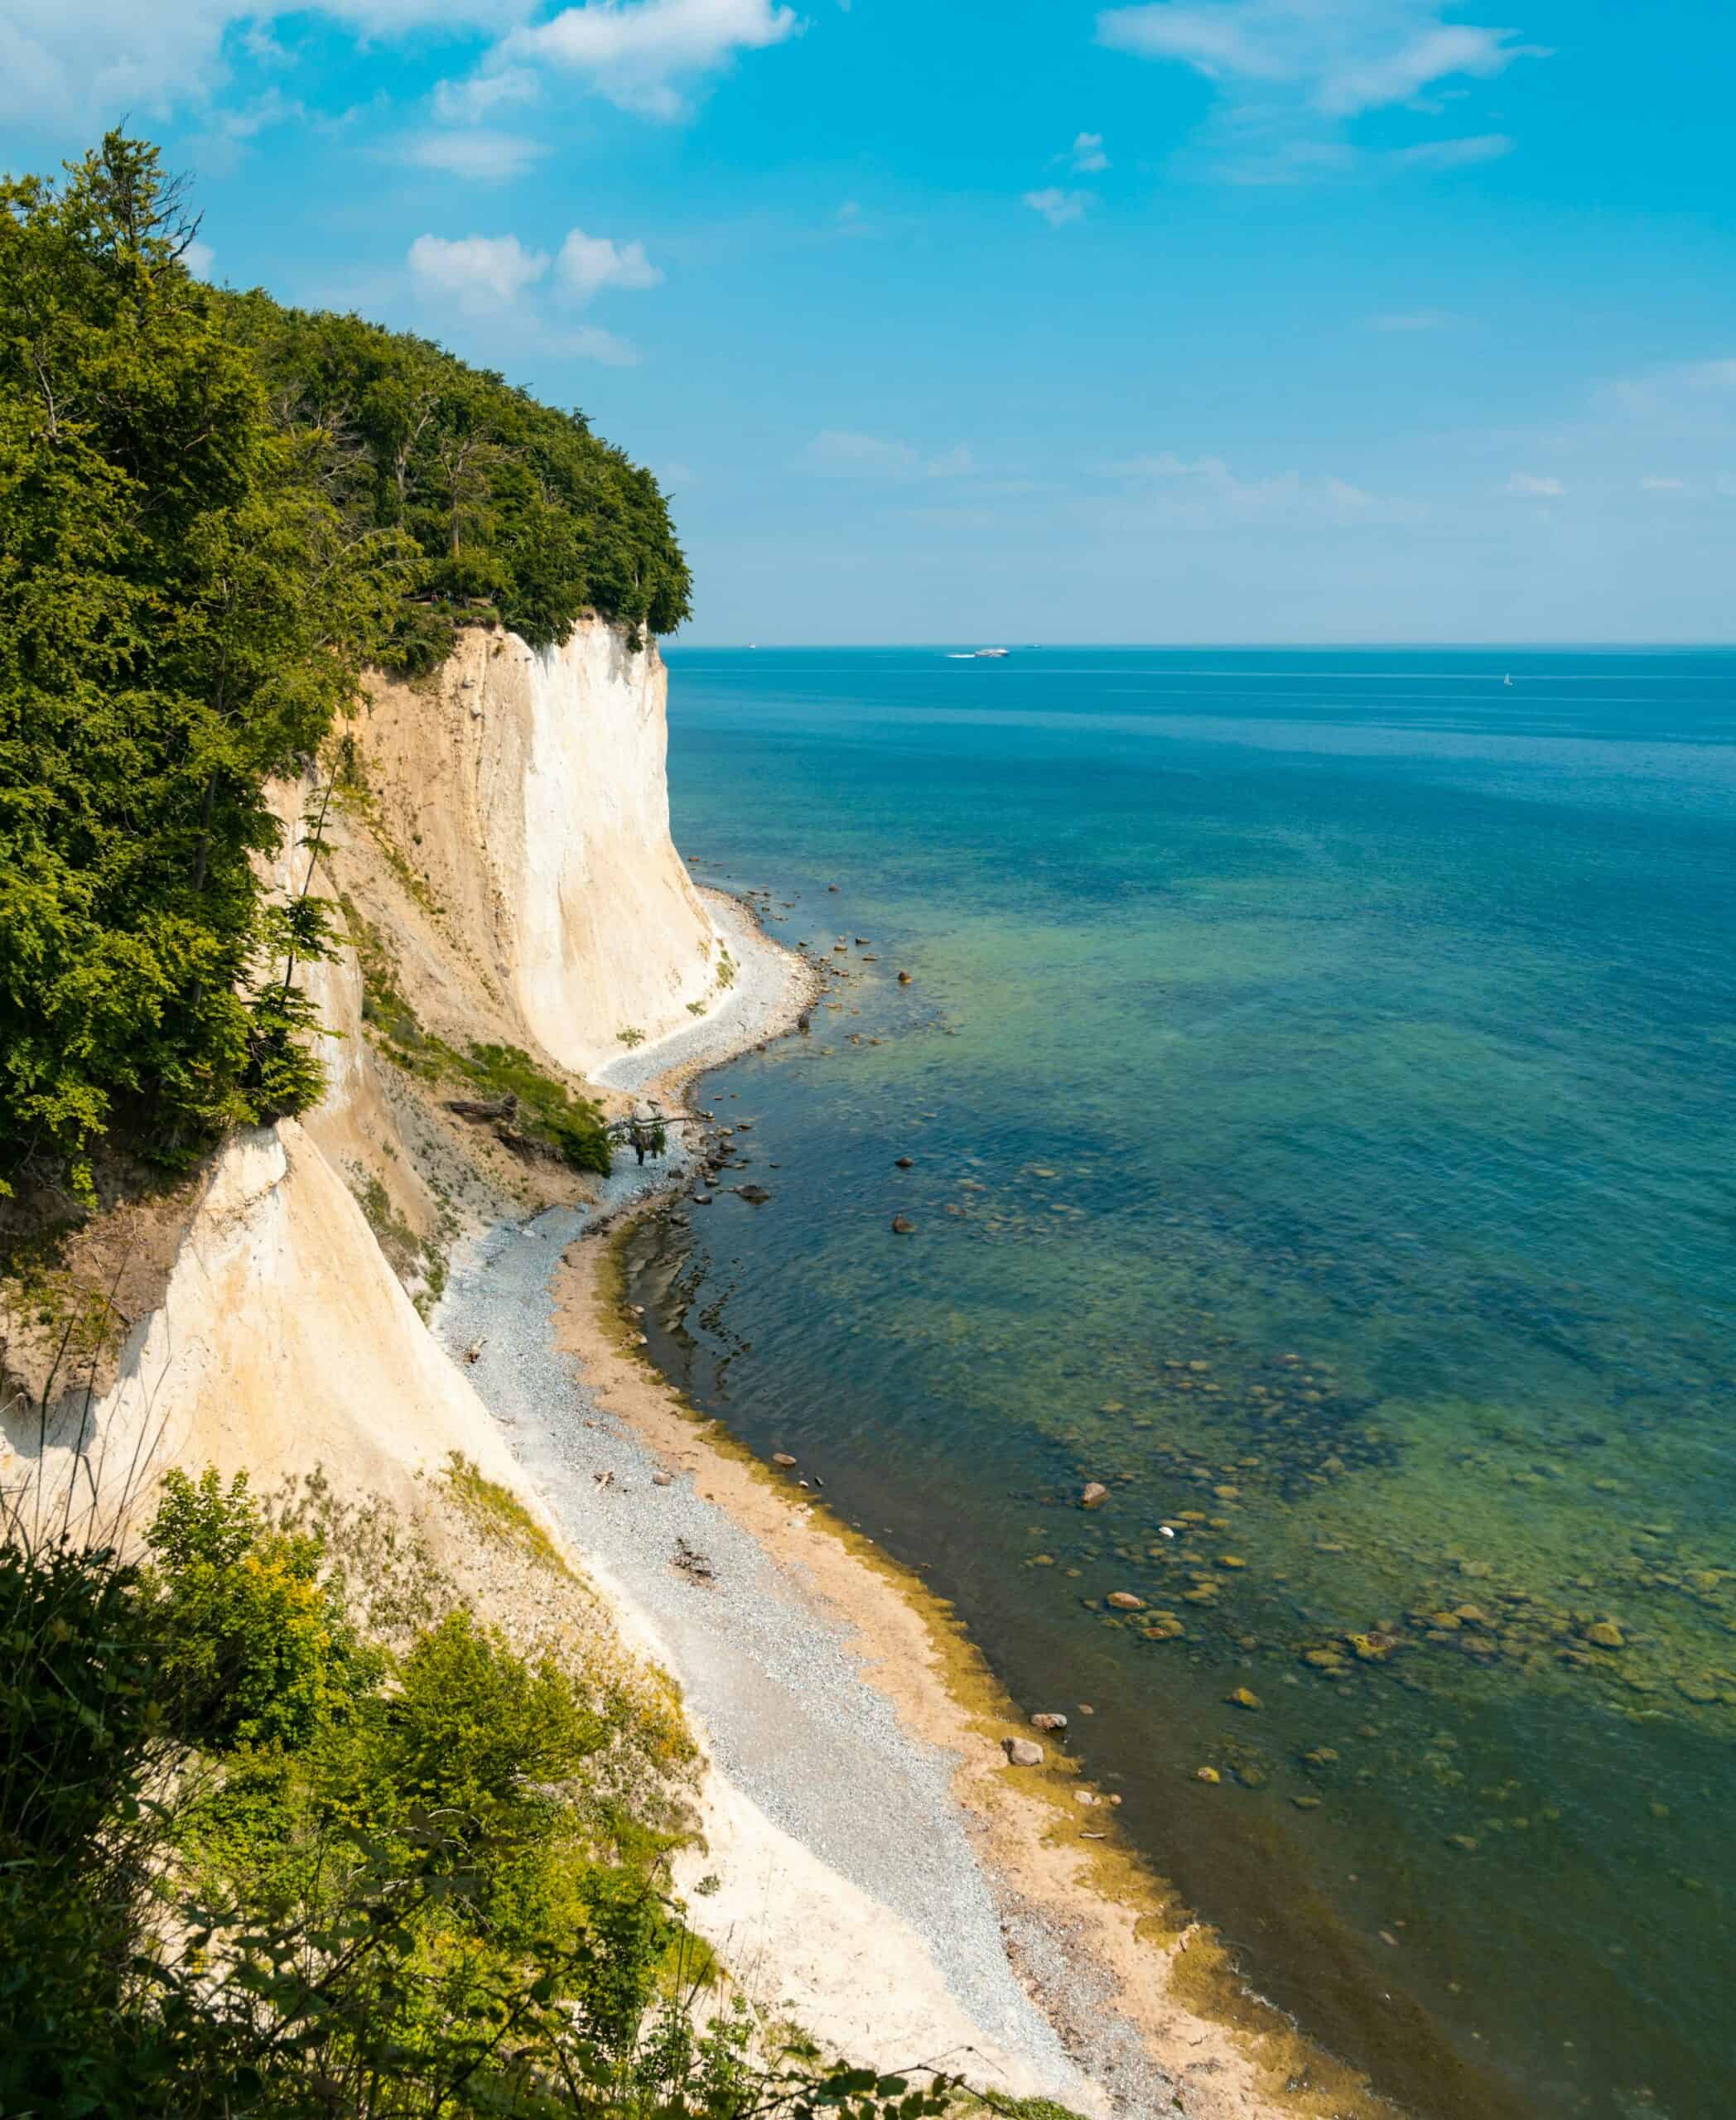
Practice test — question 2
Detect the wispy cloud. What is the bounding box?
[432,65,542,124]
[1096,1,1546,181]
[1102,450,1420,523]
[401,128,551,181]
[1639,475,1686,493]
[1390,132,1510,169]
[499,0,801,120]
[1503,472,1565,497]
[805,431,976,479]
[1023,186,1093,226]
[1068,131,1110,173]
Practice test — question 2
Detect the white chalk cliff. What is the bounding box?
[353,620,721,1077]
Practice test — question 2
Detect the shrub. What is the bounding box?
[143,1467,378,1749]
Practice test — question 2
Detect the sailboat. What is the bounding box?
[1502,672,1513,687]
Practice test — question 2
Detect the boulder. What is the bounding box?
[1002,1738,1044,1767]
[1107,1591,1145,1611]
[1080,1482,1109,1509]
[1030,1713,1068,1732]
[890,1215,916,1234]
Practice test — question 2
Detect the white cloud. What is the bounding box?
[1023,186,1092,227]
[432,65,541,123]
[183,238,216,279]
[550,323,640,364]
[1319,24,1531,116]
[1069,131,1110,173]
[407,232,550,313]
[402,128,550,181]
[1096,2,1547,181]
[0,0,533,127]
[1503,472,1564,497]
[805,431,974,479]
[500,0,801,120]
[555,227,663,301]
[1390,132,1510,169]
[1370,308,1455,331]
[1640,475,1686,492]
[1103,450,1411,521]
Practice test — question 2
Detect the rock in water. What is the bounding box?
[1003,1738,1044,1767]
[1081,1482,1110,1508]
[1107,1591,1145,1611]
[735,1183,771,1204]
[772,1453,798,1468]
[1031,1713,1068,1732]
[897,970,913,984]
[890,1215,916,1234]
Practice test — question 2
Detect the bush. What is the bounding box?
[143,1467,377,1749]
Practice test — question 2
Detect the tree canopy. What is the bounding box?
[0,133,688,1197]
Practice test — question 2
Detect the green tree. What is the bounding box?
[0,133,402,1197]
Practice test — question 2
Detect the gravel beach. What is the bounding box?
[433,894,1107,2109]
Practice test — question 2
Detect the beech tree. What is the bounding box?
[0,134,400,1196]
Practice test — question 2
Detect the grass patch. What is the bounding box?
[340,901,610,1176]
[445,1452,570,1576]
[348,1171,450,1321]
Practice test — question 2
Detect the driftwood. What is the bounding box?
[446,1094,517,1122]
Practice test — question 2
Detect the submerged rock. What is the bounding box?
[1081,1482,1110,1508]
[1031,1712,1068,1732]
[1107,1591,1145,1611]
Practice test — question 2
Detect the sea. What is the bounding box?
[628,647,1736,2120]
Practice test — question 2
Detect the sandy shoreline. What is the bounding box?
[438,892,1396,2120]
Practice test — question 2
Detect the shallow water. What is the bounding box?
[629,648,1736,2120]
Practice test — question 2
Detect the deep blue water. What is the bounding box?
[632,648,1736,2120]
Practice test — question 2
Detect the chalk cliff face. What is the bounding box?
[7,618,710,1530]
[353,619,721,1078]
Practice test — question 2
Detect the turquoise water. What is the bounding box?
[631,648,1736,2120]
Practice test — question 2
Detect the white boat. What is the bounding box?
[973,647,1010,658]
[1502,672,1513,687]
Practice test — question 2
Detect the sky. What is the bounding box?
[6,0,1736,643]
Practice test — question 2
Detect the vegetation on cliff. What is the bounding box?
[0,1468,954,2119]
[0,133,683,1199]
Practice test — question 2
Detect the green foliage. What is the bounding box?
[0,134,403,1196]
[460,1043,612,1177]
[222,286,692,672]
[142,1467,379,1749]
[0,1473,956,2118]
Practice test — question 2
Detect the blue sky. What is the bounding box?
[7,1,1736,643]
